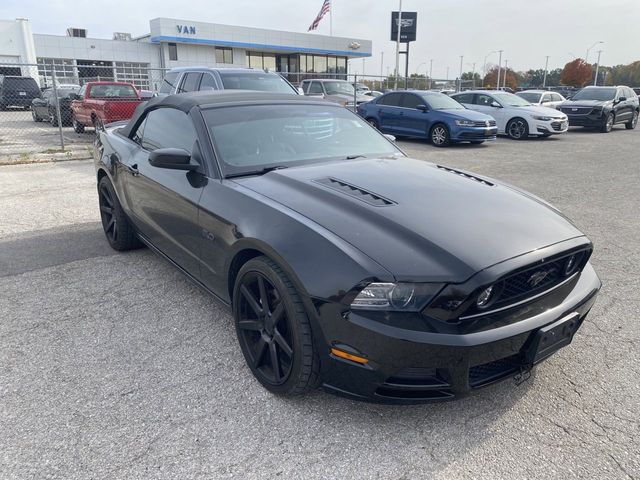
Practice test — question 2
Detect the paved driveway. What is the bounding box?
[0,127,638,479]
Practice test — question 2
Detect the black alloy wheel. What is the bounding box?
[601,113,615,133]
[72,115,85,133]
[506,117,529,139]
[233,256,319,395]
[50,109,59,127]
[430,123,450,147]
[97,176,140,251]
[626,111,638,130]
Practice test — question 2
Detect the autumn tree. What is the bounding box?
[561,59,593,87]
[482,66,519,90]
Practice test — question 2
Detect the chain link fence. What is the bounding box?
[0,61,477,162]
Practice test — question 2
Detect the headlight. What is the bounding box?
[350,282,444,311]
[532,115,553,121]
[455,119,476,126]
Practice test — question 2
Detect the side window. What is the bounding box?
[541,94,551,103]
[402,94,423,109]
[308,82,323,94]
[168,43,178,61]
[551,93,563,102]
[199,74,217,91]
[141,108,197,153]
[159,72,179,94]
[454,93,473,104]
[625,88,634,99]
[178,72,202,93]
[379,92,402,106]
[476,94,494,106]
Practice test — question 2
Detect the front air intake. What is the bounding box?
[313,177,395,207]
[436,165,495,187]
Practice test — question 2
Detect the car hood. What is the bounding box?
[326,93,371,103]
[234,157,584,282]
[510,105,566,117]
[437,109,495,122]
[561,99,612,108]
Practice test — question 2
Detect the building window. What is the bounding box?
[114,61,151,90]
[168,43,178,61]
[36,58,75,85]
[263,54,276,71]
[215,47,233,64]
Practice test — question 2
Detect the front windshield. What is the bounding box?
[323,82,355,95]
[422,93,464,110]
[218,72,296,94]
[517,92,542,103]
[204,104,401,176]
[492,92,532,107]
[571,88,616,101]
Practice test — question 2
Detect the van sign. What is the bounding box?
[176,25,196,35]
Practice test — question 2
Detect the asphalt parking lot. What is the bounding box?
[1,126,639,479]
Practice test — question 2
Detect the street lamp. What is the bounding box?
[585,41,603,63]
[429,59,433,89]
[593,50,603,86]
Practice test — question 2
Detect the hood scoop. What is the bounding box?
[313,177,395,207]
[436,165,495,187]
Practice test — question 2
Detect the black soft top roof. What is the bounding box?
[119,91,327,138]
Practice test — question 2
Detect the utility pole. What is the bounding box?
[471,62,476,88]
[458,55,463,92]
[362,58,365,76]
[380,51,384,78]
[543,55,549,88]
[594,50,603,86]
[394,0,402,89]
[496,50,503,89]
[503,59,508,89]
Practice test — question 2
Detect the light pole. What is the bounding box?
[542,55,549,88]
[502,59,508,89]
[429,59,433,89]
[466,62,476,88]
[585,41,603,63]
[416,62,426,89]
[496,50,503,89]
[380,51,384,89]
[593,50,603,86]
[458,55,463,92]
[482,50,498,86]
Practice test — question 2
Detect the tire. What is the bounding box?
[0,103,7,111]
[366,118,379,130]
[98,176,141,251]
[31,108,42,122]
[233,256,320,396]
[506,117,529,139]
[93,116,103,132]
[625,110,638,130]
[72,115,85,133]
[470,140,484,145]
[601,113,614,133]
[50,110,59,127]
[430,123,451,147]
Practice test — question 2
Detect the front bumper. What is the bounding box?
[565,112,607,127]
[532,118,569,135]
[450,125,498,142]
[316,262,601,403]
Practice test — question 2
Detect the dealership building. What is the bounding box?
[0,17,371,89]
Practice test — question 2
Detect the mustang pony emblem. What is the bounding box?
[528,270,551,287]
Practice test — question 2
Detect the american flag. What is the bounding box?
[308,0,331,31]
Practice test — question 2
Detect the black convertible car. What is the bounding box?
[93,91,601,403]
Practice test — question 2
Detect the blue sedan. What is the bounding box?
[357,90,498,147]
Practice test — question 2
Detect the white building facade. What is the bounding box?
[0,17,372,89]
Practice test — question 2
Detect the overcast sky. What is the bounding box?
[2,0,638,78]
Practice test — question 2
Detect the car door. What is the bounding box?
[615,88,633,123]
[473,93,507,132]
[398,93,430,136]
[376,92,404,134]
[122,107,206,278]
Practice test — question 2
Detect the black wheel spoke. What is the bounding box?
[258,276,269,313]
[240,284,263,316]
[100,205,112,214]
[273,329,293,358]
[238,319,263,331]
[105,217,115,233]
[269,341,281,382]
[269,302,284,328]
[252,337,268,368]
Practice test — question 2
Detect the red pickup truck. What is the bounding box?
[70,81,143,133]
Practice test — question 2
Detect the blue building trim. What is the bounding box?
[149,35,371,57]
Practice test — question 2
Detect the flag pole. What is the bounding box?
[330,1,333,36]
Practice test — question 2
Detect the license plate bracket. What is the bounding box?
[524,313,580,365]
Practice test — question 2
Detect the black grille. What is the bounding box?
[561,107,592,115]
[469,355,521,388]
[471,120,496,127]
[314,177,395,206]
[551,121,565,131]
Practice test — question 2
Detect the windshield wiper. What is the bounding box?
[226,165,289,178]
[345,154,366,160]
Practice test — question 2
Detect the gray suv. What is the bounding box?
[158,67,299,96]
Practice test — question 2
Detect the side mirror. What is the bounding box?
[149,148,197,170]
[383,134,396,143]
[617,97,627,102]
[416,104,428,112]
[491,101,502,108]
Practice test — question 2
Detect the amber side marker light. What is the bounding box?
[330,347,369,364]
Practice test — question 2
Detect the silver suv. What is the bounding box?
[300,79,371,108]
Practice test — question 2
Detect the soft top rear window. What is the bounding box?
[218,72,295,94]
